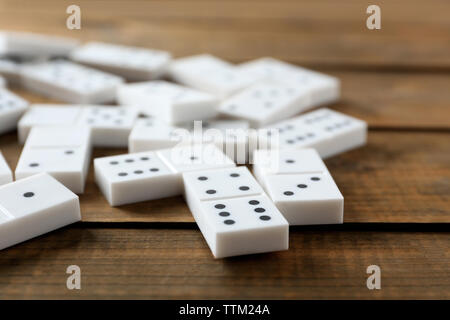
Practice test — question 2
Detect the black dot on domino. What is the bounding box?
[65,150,74,155]
[110,161,119,165]
[198,176,208,181]
[311,177,321,181]
[29,163,39,167]
[118,172,128,176]
[219,212,230,217]
[150,168,159,172]
[224,219,235,225]
[249,200,259,205]
[23,192,34,198]
[230,173,240,177]
[125,159,134,163]
[206,189,216,194]
[285,159,295,163]
[239,186,249,191]
[215,204,225,209]
[254,208,265,213]
[259,215,271,221]
[140,157,149,161]
[284,191,294,196]
[134,170,143,174]
[297,184,308,188]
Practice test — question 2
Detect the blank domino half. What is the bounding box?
[183,166,289,258]
[253,148,343,225]
[0,173,81,250]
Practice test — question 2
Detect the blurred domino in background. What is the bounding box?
[0,31,79,58]
[0,87,29,135]
[257,108,367,158]
[239,57,340,107]
[168,54,260,98]
[117,80,219,124]
[21,61,124,104]
[70,42,172,81]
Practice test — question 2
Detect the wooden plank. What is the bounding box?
[0,227,448,299]
[0,0,449,68]
[1,131,449,223]
[6,70,450,129]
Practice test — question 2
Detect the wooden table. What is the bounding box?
[0,0,449,299]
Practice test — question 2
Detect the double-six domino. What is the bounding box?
[253,148,343,225]
[183,166,289,258]
[15,126,92,194]
[94,144,235,206]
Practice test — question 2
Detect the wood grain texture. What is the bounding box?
[0,227,448,299]
[0,0,449,300]
[1,130,449,223]
[0,0,450,69]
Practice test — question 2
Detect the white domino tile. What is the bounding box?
[117,80,219,124]
[94,151,179,206]
[0,151,12,185]
[95,144,235,206]
[0,173,81,250]
[253,148,343,225]
[0,87,29,135]
[183,166,288,258]
[128,118,188,153]
[75,106,139,147]
[258,108,367,159]
[15,126,92,193]
[0,31,79,58]
[70,42,172,81]
[21,60,124,104]
[0,59,21,84]
[220,81,312,128]
[157,144,235,174]
[239,57,340,107]
[168,54,259,98]
[18,104,82,143]
[129,118,253,164]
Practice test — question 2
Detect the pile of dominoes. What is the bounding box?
[0,31,367,258]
